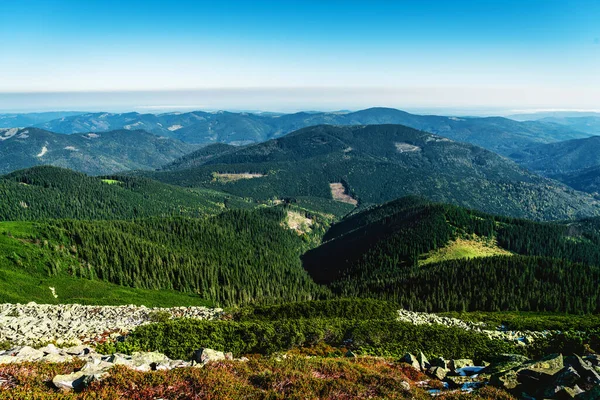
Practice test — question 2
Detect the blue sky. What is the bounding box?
[0,0,599,112]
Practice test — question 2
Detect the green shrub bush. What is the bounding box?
[101,318,518,361]
[233,298,400,321]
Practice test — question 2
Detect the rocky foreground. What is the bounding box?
[0,302,221,346]
[0,344,235,391]
[401,351,600,399]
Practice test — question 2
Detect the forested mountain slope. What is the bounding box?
[537,116,600,135]
[510,135,600,176]
[0,207,330,306]
[303,196,600,313]
[0,127,197,175]
[160,143,238,171]
[0,166,253,220]
[139,124,600,221]
[554,166,600,194]
[31,108,588,154]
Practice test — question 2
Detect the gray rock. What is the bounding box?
[14,346,44,361]
[192,348,226,365]
[131,351,170,371]
[555,384,584,399]
[39,343,61,355]
[448,359,473,372]
[490,369,519,390]
[64,345,93,356]
[400,353,420,370]
[52,371,99,392]
[427,366,447,380]
[566,355,600,385]
[43,353,74,363]
[418,351,430,370]
[430,356,447,368]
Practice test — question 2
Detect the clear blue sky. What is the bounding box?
[0,0,599,112]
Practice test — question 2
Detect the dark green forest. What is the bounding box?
[33,207,330,306]
[137,124,600,221]
[304,197,600,313]
[0,166,254,220]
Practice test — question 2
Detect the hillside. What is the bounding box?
[538,116,600,135]
[510,135,600,176]
[160,143,238,171]
[138,124,600,221]
[0,112,83,128]
[30,108,589,154]
[554,166,600,194]
[303,196,600,313]
[0,207,329,306]
[0,127,198,175]
[0,166,254,221]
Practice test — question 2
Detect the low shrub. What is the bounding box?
[232,298,400,321]
[101,318,518,361]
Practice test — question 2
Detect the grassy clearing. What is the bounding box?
[419,236,513,266]
[100,179,122,185]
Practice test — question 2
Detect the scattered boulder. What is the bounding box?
[13,346,44,361]
[484,354,530,374]
[488,353,600,399]
[490,369,519,390]
[565,355,600,387]
[64,345,93,356]
[52,371,100,392]
[448,359,473,372]
[417,352,430,370]
[192,348,226,365]
[428,366,447,380]
[430,356,447,368]
[131,351,170,371]
[39,343,61,355]
[401,353,420,370]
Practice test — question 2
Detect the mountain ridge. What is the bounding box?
[136,124,600,221]
[0,127,199,175]
[29,107,590,155]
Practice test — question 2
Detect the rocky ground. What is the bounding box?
[0,302,222,346]
[403,350,600,399]
[0,304,598,398]
[397,309,550,345]
[0,344,237,391]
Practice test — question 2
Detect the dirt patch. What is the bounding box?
[284,211,313,234]
[394,142,421,153]
[329,183,358,206]
[212,172,265,183]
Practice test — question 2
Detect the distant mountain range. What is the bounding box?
[0,112,84,128]
[137,124,600,221]
[0,128,198,175]
[536,116,600,135]
[30,107,590,155]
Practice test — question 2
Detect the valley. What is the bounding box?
[0,117,599,399]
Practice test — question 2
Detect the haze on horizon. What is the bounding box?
[0,0,599,113]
